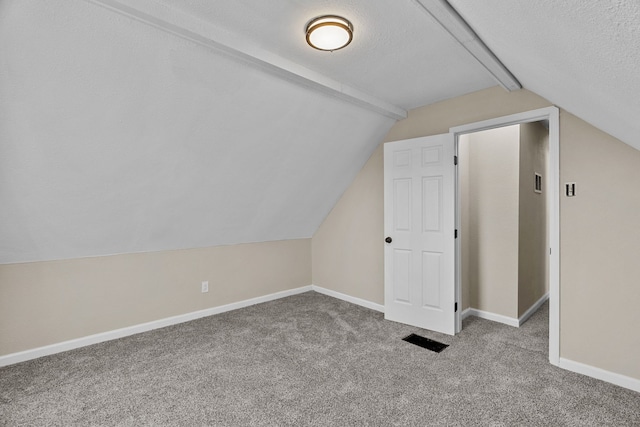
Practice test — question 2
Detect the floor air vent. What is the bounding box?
[402,333,448,353]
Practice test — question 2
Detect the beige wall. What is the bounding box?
[312,145,385,304]
[313,85,640,381]
[385,87,552,141]
[0,239,311,356]
[460,125,521,318]
[560,111,640,379]
[518,122,549,316]
[5,84,640,383]
[460,122,549,320]
[314,87,551,305]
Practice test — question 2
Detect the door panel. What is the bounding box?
[422,251,441,308]
[384,133,455,335]
[422,176,442,232]
[393,179,412,231]
[393,249,411,303]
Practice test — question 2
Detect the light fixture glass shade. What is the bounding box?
[306,15,353,51]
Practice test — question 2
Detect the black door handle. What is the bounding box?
[385,237,392,244]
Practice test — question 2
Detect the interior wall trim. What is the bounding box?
[462,308,520,328]
[86,0,407,120]
[559,358,640,393]
[0,285,313,368]
[450,106,561,366]
[460,292,549,328]
[310,285,385,312]
[3,282,637,393]
[0,284,382,368]
[460,307,473,321]
[518,293,549,326]
[459,293,549,329]
[412,0,521,91]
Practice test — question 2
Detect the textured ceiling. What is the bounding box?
[151,0,498,109]
[449,0,640,151]
[0,1,394,263]
[2,0,637,264]
[0,0,499,263]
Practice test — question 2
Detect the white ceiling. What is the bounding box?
[0,1,395,263]
[448,0,640,151]
[151,0,498,109]
[1,0,637,263]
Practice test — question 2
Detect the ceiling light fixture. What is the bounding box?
[306,15,353,52]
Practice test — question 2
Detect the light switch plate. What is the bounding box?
[565,182,576,197]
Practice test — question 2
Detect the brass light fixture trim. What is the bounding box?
[306,15,354,51]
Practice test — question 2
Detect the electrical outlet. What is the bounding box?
[201,281,209,293]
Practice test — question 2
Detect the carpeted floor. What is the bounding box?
[1,291,639,426]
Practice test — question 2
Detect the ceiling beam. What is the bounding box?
[87,0,407,120]
[414,0,522,91]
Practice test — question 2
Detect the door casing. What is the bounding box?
[450,106,560,366]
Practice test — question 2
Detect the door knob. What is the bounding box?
[385,237,393,243]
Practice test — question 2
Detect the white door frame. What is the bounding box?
[450,106,560,366]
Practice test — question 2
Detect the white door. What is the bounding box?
[384,133,456,335]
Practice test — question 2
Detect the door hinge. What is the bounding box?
[454,155,458,165]
[455,302,458,312]
[455,229,458,239]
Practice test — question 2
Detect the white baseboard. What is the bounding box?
[460,293,549,328]
[463,307,519,327]
[559,358,640,393]
[0,285,381,367]
[518,292,549,326]
[0,285,313,367]
[310,285,384,313]
[8,284,637,395]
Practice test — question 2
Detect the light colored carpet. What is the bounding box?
[1,291,639,426]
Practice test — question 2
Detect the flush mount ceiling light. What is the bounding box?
[306,15,353,51]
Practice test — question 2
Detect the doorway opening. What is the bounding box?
[457,122,549,327]
[451,107,560,366]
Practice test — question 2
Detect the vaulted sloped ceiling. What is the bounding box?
[149,0,501,109]
[2,1,635,264]
[448,0,640,151]
[0,0,499,263]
